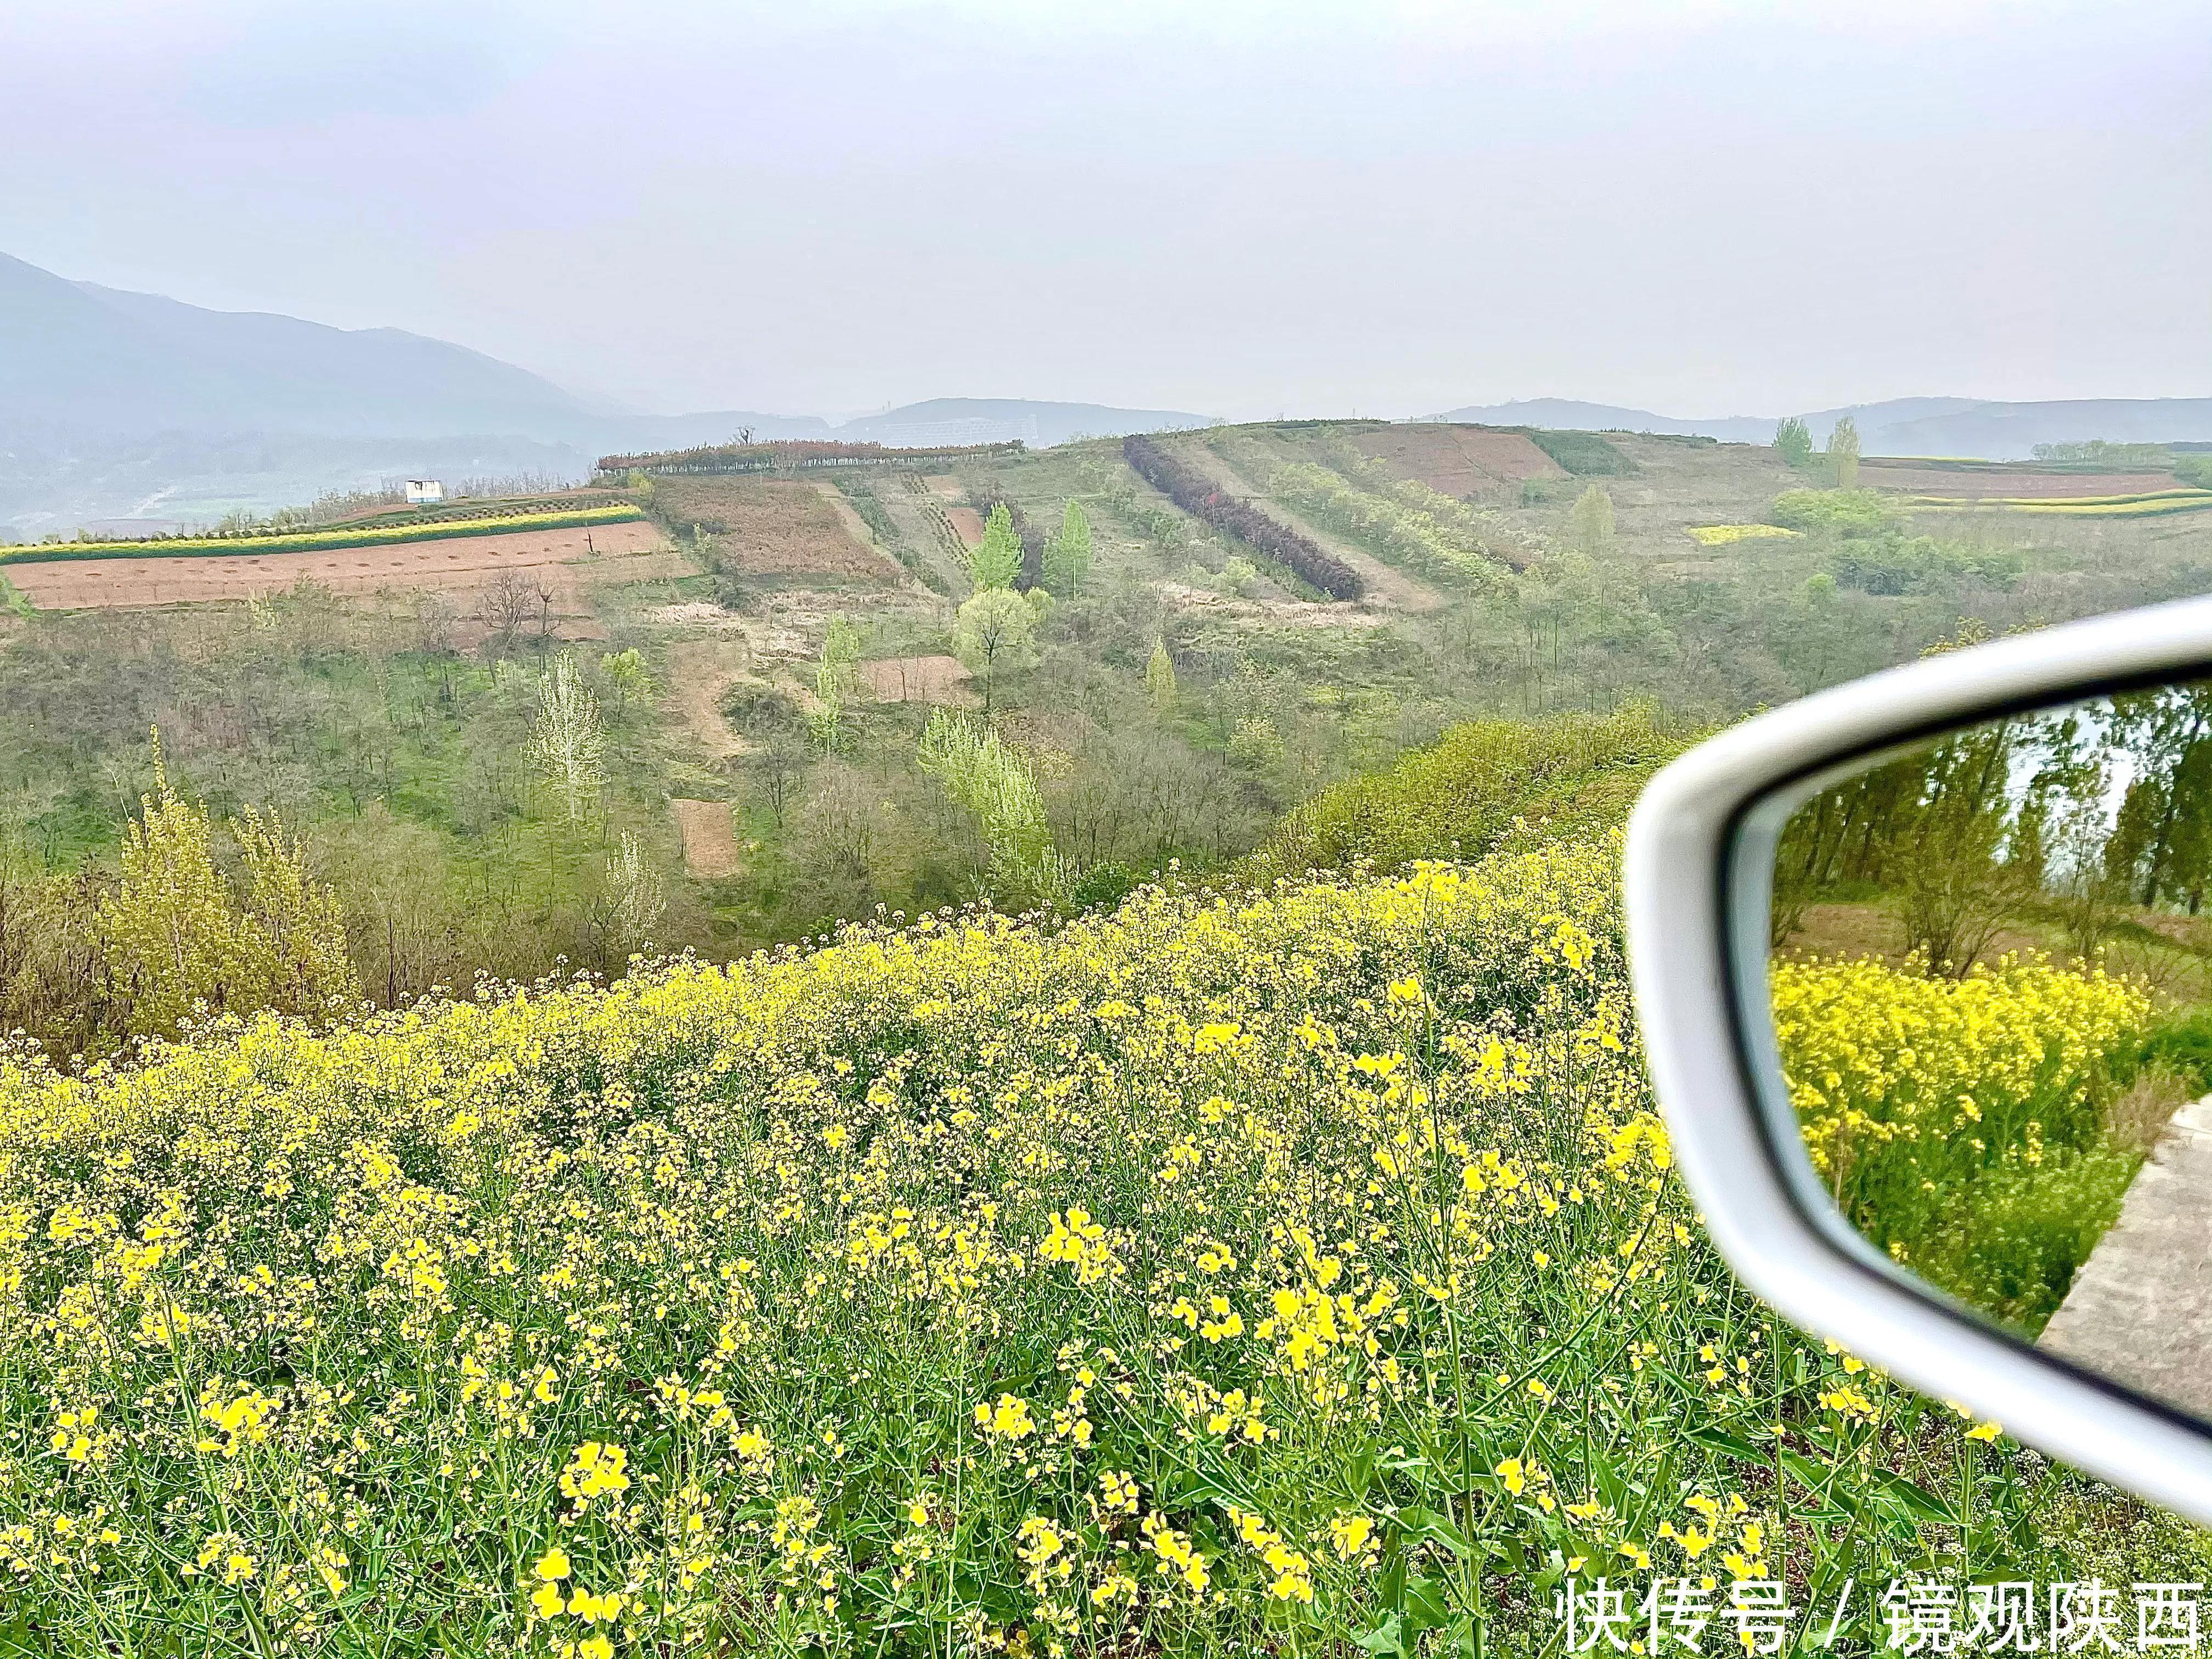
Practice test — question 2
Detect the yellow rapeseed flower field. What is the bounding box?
[1773,952,2151,1323]
[0,504,646,566]
[0,843,2192,1652]
[1684,524,1801,546]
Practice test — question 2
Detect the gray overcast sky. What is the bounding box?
[4,0,2205,421]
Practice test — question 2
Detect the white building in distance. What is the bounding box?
[404,479,445,505]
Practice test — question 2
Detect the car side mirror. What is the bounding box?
[1627,595,2212,1527]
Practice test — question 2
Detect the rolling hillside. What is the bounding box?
[1436,394,2212,459]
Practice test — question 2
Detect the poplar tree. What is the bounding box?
[809,615,862,754]
[1044,500,1093,597]
[970,503,1023,590]
[1774,416,1814,469]
[1567,484,1616,559]
[1144,638,1178,713]
[1828,416,1861,487]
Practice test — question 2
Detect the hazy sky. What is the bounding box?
[5,0,2205,420]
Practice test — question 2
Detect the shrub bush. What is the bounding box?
[1770,488,1896,537]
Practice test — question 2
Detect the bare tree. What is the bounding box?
[480,569,538,654]
[414,591,459,656]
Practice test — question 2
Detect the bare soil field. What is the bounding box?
[857,654,977,706]
[943,506,985,548]
[4,521,682,614]
[1347,425,1564,496]
[650,476,906,583]
[663,639,757,760]
[669,798,742,879]
[1860,460,2176,498]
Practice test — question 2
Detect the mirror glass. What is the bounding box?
[1768,675,2212,1419]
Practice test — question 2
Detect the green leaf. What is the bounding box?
[1683,1424,1765,1462]
[1404,1575,1454,1637]
[1355,1613,1409,1657]
[1391,1505,1473,1559]
[1873,1471,1962,1528]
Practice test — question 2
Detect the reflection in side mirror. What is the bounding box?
[1768,679,2212,1418]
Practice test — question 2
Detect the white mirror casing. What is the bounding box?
[1626,593,2212,1528]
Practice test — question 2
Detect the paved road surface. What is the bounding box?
[2040,1096,2212,1417]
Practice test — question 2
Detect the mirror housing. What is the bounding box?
[1626,593,2212,1527]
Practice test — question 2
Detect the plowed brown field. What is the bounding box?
[651,476,905,582]
[1347,425,1564,496]
[1859,459,2176,498]
[5,521,682,612]
[857,654,977,706]
[943,506,985,548]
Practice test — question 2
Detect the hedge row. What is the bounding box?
[1121,435,1363,600]
[599,439,1027,476]
[0,505,647,567]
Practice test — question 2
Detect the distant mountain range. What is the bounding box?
[1434,397,2212,461]
[0,251,1216,534]
[10,246,2212,536]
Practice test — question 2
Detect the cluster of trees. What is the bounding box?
[933,500,1094,714]
[0,587,691,1036]
[1775,417,1816,469]
[1772,415,1858,484]
[968,493,1095,596]
[2032,440,2176,467]
[1123,435,1363,600]
[1775,684,2212,975]
[915,707,1066,908]
[1256,702,1689,878]
[1765,488,2024,596]
[0,742,358,1060]
[1831,535,2023,596]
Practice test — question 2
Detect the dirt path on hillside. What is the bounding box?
[1163,441,1443,612]
[670,798,742,878]
[664,639,755,760]
[2040,1094,2212,1415]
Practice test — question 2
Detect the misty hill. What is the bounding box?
[0,252,1215,535]
[1849,398,2212,459]
[1,251,620,443]
[1435,395,2212,460]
